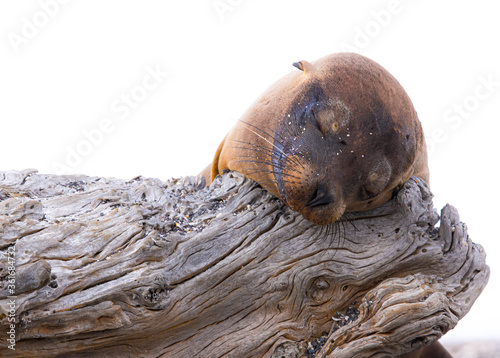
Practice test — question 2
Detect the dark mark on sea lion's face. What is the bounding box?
[202,53,429,226]
[271,65,418,225]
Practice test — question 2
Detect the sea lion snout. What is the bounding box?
[275,150,346,225]
[292,178,346,226]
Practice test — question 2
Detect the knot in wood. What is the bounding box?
[314,277,330,290]
[310,277,331,302]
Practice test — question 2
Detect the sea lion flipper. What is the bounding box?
[211,136,227,181]
[199,134,228,185]
[199,163,213,185]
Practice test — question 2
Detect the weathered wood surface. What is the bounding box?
[0,169,489,357]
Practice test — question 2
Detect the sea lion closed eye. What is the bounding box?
[200,52,429,226]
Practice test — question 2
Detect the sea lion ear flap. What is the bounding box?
[292,60,315,73]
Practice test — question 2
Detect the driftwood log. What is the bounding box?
[0,169,489,357]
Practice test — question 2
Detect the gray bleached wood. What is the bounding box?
[0,169,489,357]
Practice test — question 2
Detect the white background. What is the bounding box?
[1,0,499,346]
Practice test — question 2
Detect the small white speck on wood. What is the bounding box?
[0,169,489,357]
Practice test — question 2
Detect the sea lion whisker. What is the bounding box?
[334,222,339,246]
[241,168,301,182]
[238,120,286,145]
[232,156,276,166]
[231,152,277,163]
[314,223,329,248]
[229,140,275,154]
[233,159,294,173]
[335,221,347,258]
[233,157,295,172]
[326,222,340,254]
[339,212,391,222]
[228,145,274,157]
[242,177,297,189]
[232,156,272,163]
[229,142,305,168]
[241,117,307,152]
[234,167,279,177]
[237,121,306,169]
[340,212,358,231]
[322,222,329,239]
[338,221,345,250]
[275,172,302,180]
[340,219,347,247]
[230,140,305,170]
[231,154,284,167]
[252,179,280,187]
[237,121,283,152]
[316,224,325,244]
[233,159,287,171]
[235,163,300,178]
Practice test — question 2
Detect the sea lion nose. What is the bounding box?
[306,185,333,208]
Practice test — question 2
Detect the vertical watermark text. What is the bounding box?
[3,245,17,350]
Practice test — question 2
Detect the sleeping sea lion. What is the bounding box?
[201,52,429,226]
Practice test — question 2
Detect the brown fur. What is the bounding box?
[201,52,429,226]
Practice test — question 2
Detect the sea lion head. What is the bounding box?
[206,53,429,226]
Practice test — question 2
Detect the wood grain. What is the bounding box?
[0,169,489,357]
